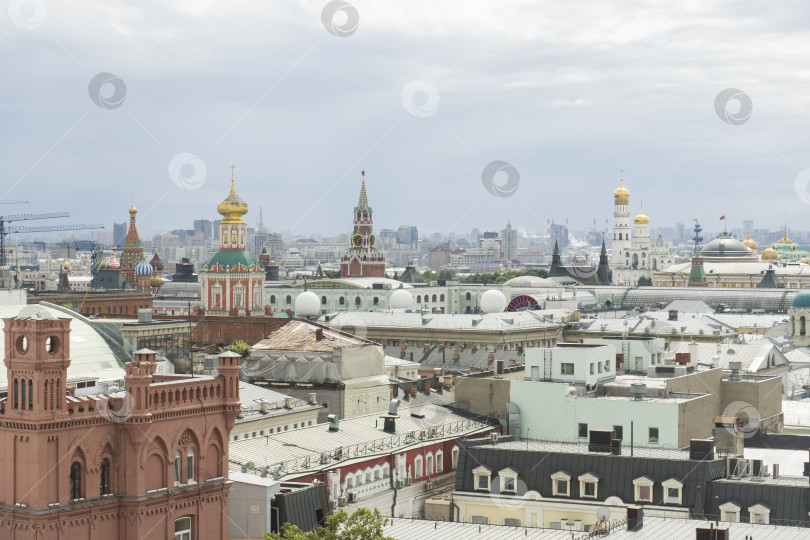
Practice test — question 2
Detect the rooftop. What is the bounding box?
[323,310,566,332]
[235,382,321,425]
[250,319,377,354]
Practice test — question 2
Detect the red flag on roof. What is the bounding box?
[719,215,726,220]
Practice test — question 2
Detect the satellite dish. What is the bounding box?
[727,348,736,355]
[596,507,611,521]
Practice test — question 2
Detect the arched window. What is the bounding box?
[373,297,379,306]
[355,297,361,306]
[321,296,327,305]
[174,450,182,484]
[100,458,111,495]
[619,233,623,240]
[801,316,807,336]
[466,292,471,301]
[174,517,192,540]
[417,296,422,303]
[70,462,83,500]
[13,379,18,409]
[187,449,195,483]
[339,296,345,305]
[451,446,460,469]
[440,294,445,302]
[432,294,437,302]
[270,295,276,303]
[285,295,292,305]
[20,379,26,412]
[28,380,32,410]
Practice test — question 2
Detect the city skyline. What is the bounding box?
[3,2,810,237]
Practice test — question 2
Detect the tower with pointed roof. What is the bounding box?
[687,246,708,287]
[340,171,386,278]
[611,173,632,267]
[200,169,266,316]
[120,201,145,287]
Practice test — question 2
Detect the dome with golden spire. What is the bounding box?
[634,201,649,224]
[777,231,793,244]
[742,231,758,252]
[614,173,629,201]
[217,174,248,225]
[762,244,778,261]
[129,200,137,215]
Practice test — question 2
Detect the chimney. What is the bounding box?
[488,352,495,363]
[315,328,324,341]
[729,361,742,381]
[454,349,460,360]
[631,383,646,401]
[260,401,270,413]
[668,309,678,321]
[688,341,699,362]
[424,380,431,394]
[308,392,317,405]
[400,345,406,357]
[424,343,430,353]
[627,506,643,531]
[284,397,294,409]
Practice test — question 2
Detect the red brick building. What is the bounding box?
[0,305,241,539]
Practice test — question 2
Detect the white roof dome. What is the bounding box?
[295,291,321,316]
[389,289,414,309]
[480,289,507,314]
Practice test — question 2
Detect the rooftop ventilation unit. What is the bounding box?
[631,383,646,401]
[327,414,339,431]
[728,361,742,381]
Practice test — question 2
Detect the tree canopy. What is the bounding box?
[264,508,395,540]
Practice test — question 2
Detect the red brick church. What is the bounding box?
[0,306,241,539]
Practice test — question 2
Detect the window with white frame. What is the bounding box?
[473,466,492,492]
[719,502,740,522]
[498,468,518,494]
[560,363,574,375]
[426,453,434,476]
[451,446,460,469]
[435,450,444,473]
[633,476,654,503]
[662,478,683,505]
[414,456,424,479]
[551,471,571,497]
[578,472,599,499]
[748,504,770,524]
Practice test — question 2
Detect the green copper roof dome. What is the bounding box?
[792,291,810,308]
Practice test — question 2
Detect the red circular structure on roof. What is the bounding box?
[507,294,540,312]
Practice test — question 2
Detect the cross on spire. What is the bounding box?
[230,164,236,179]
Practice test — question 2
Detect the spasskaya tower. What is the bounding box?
[339,171,386,278]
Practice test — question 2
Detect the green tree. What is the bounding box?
[228,339,251,355]
[324,270,341,279]
[637,276,652,287]
[436,269,456,281]
[420,270,435,282]
[264,508,395,540]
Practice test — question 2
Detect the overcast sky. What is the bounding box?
[2,0,809,241]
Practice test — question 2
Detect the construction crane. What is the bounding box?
[0,211,104,266]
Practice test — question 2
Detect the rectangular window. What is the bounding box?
[649,427,659,444]
[666,487,679,503]
[578,423,588,438]
[555,480,568,496]
[477,475,488,490]
[504,518,521,526]
[584,482,596,497]
[471,516,489,525]
[613,425,623,440]
[638,485,651,501]
[503,477,515,492]
[560,363,574,375]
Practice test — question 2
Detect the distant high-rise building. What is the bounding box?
[379,228,397,249]
[112,222,126,247]
[266,233,284,259]
[742,219,754,235]
[500,221,518,261]
[212,220,221,241]
[193,219,213,238]
[550,223,569,249]
[396,225,418,250]
[675,222,685,242]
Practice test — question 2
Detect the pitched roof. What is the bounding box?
[250,318,377,353]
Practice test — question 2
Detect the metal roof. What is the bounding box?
[323,311,565,332]
[251,319,376,353]
[229,403,492,480]
[235,382,321,425]
[383,518,808,540]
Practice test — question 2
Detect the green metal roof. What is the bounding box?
[204,249,260,270]
[792,291,810,308]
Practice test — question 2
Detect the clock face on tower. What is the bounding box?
[368,234,376,248]
[352,233,364,248]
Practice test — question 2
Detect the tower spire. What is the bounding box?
[357,170,369,210]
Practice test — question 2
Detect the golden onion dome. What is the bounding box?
[150,274,164,288]
[129,200,137,215]
[777,231,792,244]
[742,232,758,252]
[217,177,249,224]
[633,201,649,224]
[614,175,629,201]
[761,244,778,261]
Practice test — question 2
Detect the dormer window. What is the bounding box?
[662,478,683,505]
[473,466,491,492]
[578,472,599,499]
[498,468,518,494]
[633,476,654,503]
[719,502,740,522]
[551,471,571,497]
[748,504,770,524]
